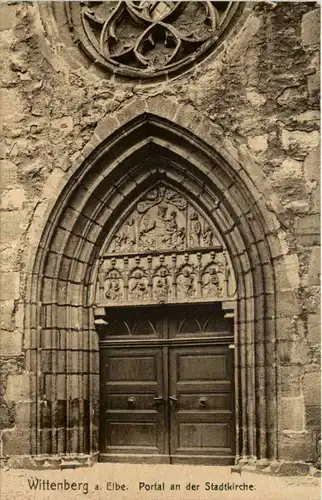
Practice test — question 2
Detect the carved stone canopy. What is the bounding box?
[68,1,241,79]
[94,183,236,307]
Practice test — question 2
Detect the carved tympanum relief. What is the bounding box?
[95,183,236,306]
[111,185,215,253]
[68,1,240,79]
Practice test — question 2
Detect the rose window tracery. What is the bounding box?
[67,1,241,79]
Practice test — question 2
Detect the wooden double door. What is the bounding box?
[99,306,235,465]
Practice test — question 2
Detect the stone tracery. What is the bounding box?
[68,1,239,78]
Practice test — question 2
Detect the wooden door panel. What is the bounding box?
[100,347,165,458]
[179,393,232,410]
[107,393,158,410]
[169,345,235,463]
[175,381,232,392]
[176,412,233,423]
[108,355,157,381]
[178,353,228,380]
[179,422,231,448]
[99,305,235,465]
[107,422,157,447]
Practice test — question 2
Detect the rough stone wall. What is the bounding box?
[0,1,320,465]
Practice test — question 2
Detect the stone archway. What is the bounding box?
[24,112,278,466]
[94,179,238,464]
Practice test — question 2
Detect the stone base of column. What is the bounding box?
[238,459,317,476]
[1,452,99,469]
[1,454,319,476]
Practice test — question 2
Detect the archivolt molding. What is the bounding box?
[23,111,282,461]
[21,97,283,278]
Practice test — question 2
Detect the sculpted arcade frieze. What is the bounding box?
[94,184,236,306]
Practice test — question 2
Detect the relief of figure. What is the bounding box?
[153,268,170,302]
[114,219,136,252]
[202,225,213,246]
[139,205,184,250]
[166,211,178,244]
[130,271,148,300]
[175,226,185,249]
[177,268,195,299]
[139,216,156,249]
[154,277,169,303]
[104,270,122,302]
[131,281,148,300]
[202,267,223,298]
[189,212,201,247]
[105,280,122,301]
[139,205,167,249]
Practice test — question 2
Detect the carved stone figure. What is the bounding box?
[202,267,223,298]
[130,271,149,300]
[131,281,148,300]
[139,215,156,249]
[96,246,236,305]
[105,280,121,301]
[189,212,201,247]
[177,268,196,299]
[114,219,136,252]
[154,277,169,303]
[153,267,170,302]
[176,226,185,249]
[167,211,178,240]
[104,270,122,302]
[139,205,184,250]
[107,184,221,254]
[137,187,161,213]
[202,225,213,246]
[96,184,237,305]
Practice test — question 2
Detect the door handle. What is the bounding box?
[169,395,178,409]
[153,395,164,404]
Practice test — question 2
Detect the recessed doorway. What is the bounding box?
[99,305,235,465]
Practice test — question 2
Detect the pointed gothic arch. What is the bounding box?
[24,112,280,465]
